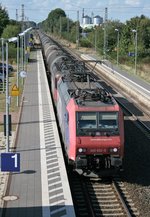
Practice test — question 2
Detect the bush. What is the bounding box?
[8,45,17,63]
[80,38,92,48]
[140,56,150,64]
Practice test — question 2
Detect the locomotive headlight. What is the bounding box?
[113,148,118,152]
[78,148,83,153]
[78,148,87,153]
[109,148,118,153]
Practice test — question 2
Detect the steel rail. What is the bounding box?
[112,180,133,217]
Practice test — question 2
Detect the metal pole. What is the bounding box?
[22,36,24,70]
[60,16,62,37]
[95,29,97,52]
[132,29,137,74]
[21,35,24,85]
[2,38,5,92]
[135,31,137,74]
[103,7,108,59]
[115,29,119,66]
[103,26,106,59]
[17,36,19,106]
[67,15,69,41]
[76,10,79,49]
[5,42,9,152]
[24,33,27,71]
[117,31,119,66]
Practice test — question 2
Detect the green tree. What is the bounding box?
[0,4,9,37]
[1,24,21,60]
[47,8,66,33]
[1,24,21,39]
[120,15,150,61]
[61,17,74,40]
[69,24,76,43]
[137,16,150,57]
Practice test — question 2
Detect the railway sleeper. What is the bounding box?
[91,195,116,199]
[100,208,123,212]
[96,214,124,216]
[93,202,120,207]
[94,204,122,208]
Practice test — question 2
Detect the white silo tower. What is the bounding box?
[83,15,92,25]
[93,15,103,25]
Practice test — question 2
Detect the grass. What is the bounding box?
[0,69,24,132]
[0,75,23,112]
[0,125,3,132]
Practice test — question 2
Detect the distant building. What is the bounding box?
[81,14,103,29]
[93,15,103,25]
[83,15,92,25]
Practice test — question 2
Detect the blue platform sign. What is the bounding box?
[1,153,20,172]
[128,52,135,57]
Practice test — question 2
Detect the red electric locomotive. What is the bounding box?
[40,32,124,176]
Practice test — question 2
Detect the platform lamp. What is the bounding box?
[18,32,25,72]
[115,29,119,66]
[18,28,32,85]
[23,27,32,71]
[16,35,19,106]
[5,37,18,152]
[18,32,25,102]
[132,29,137,74]
[1,38,5,92]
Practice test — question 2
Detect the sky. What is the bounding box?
[0,0,150,24]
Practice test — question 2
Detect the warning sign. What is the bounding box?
[11,84,19,96]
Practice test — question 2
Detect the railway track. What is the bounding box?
[69,173,139,217]
[43,34,148,216]
[64,46,149,217]
[116,99,150,140]
[59,41,147,217]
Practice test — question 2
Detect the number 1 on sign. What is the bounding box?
[11,154,18,168]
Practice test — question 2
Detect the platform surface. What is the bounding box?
[2,50,75,217]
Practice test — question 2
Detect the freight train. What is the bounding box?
[39,31,124,176]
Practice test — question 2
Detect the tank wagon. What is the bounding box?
[39,31,124,176]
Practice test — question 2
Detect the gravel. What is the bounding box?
[122,119,150,217]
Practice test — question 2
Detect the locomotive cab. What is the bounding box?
[65,86,124,176]
[75,110,124,174]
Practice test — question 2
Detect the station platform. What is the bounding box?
[81,54,150,115]
[1,50,76,217]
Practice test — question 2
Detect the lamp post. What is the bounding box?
[5,37,18,152]
[19,32,25,87]
[76,10,79,49]
[16,28,32,105]
[115,29,119,66]
[18,28,32,87]
[5,41,9,152]
[23,28,31,71]
[132,29,137,74]
[103,26,106,59]
[95,28,97,52]
[17,35,19,106]
[59,16,62,37]
[19,28,32,72]
[67,15,69,42]
[21,34,24,71]
[1,38,5,92]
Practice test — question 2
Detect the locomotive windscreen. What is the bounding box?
[76,112,119,136]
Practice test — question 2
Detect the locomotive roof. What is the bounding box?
[58,79,117,107]
[40,33,117,107]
